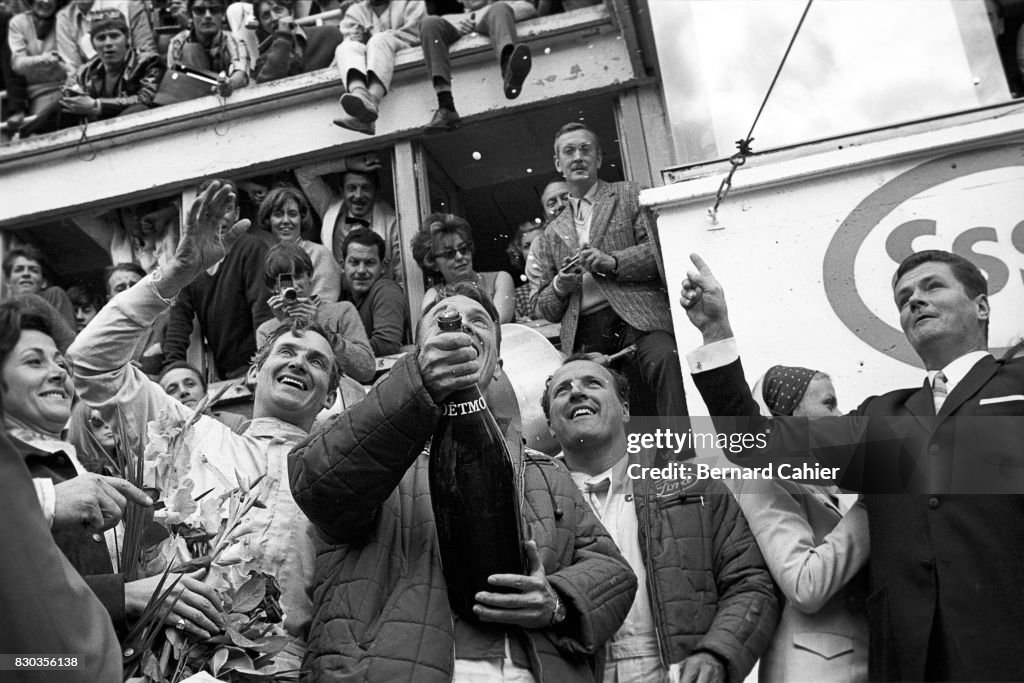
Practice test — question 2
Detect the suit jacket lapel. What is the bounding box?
[938,355,997,418]
[551,207,579,252]
[587,180,617,248]
[904,379,936,433]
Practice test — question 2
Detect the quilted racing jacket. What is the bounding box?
[289,354,637,682]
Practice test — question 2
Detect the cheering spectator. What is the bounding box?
[158,360,247,430]
[0,300,122,681]
[2,244,76,330]
[540,177,569,218]
[340,228,409,356]
[419,0,535,132]
[547,356,779,683]
[257,186,342,303]
[7,0,74,135]
[163,180,273,380]
[70,181,342,658]
[56,0,157,72]
[332,0,424,134]
[415,213,515,324]
[63,8,165,120]
[67,284,102,333]
[295,152,404,283]
[289,282,637,680]
[253,0,342,83]
[167,0,250,97]
[257,241,375,383]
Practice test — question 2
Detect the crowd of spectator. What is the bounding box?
[2,0,603,139]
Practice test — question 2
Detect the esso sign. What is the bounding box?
[824,144,1024,368]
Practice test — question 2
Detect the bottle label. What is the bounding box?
[441,396,488,417]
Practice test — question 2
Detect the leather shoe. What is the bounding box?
[340,90,378,123]
[423,107,461,133]
[333,113,375,135]
[502,44,532,100]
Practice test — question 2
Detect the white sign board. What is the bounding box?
[644,112,1024,417]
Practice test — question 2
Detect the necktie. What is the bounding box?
[932,371,948,413]
[345,216,370,227]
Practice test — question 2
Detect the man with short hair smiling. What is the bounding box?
[2,244,76,330]
[295,152,404,283]
[341,228,410,356]
[544,355,778,683]
[70,181,342,654]
[56,0,157,71]
[289,282,637,681]
[679,249,1024,681]
[158,360,247,430]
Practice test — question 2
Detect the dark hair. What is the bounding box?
[159,361,207,392]
[341,227,386,262]
[67,285,103,311]
[417,280,502,350]
[414,213,474,276]
[553,122,601,154]
[2,245,47,279]
[103,262,146,296]
[263,242,314,289]
[0,295,77,419]
[251,318,340,397]
[541,353,629,420]
[341,169,380,191]
[893,250,988,299]
[187,0,227,10]
[258,186,314,240]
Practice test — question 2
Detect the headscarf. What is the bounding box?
[752,365,818,417]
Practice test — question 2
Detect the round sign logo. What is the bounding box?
[823,143,1024,367]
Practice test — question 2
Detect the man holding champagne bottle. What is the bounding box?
[290,281,637,682]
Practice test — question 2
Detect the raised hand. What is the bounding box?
[176,181,251,280]
[346,152,381,173]
[417,326,482,402]
[679,253,732,343]
[474,541,558,629]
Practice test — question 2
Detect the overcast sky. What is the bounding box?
[648,0,995,162]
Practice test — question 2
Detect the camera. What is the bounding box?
[277,273,298,302]
[62,83,87,97]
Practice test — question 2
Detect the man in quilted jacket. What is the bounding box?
[289,280,638,682]
[544,356,779,683]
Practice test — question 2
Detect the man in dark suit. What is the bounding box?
[532,122,686,417]
[679,249,1024,681]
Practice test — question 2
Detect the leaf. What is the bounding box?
[230,574,266,614]
[140,649,164,682]
[226,628,264,650]
[210,647,229,677]
[246,635,294,656]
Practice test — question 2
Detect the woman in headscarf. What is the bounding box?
[734,365,869,683]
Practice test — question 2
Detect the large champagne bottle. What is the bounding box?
[429,309,528,622]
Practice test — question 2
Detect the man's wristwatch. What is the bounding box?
[550,589,567,626]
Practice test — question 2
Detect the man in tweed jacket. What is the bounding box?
[532,122,686,417]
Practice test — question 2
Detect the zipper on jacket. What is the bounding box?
[640,481,671,669]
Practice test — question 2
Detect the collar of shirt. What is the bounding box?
[567,181,600,218]
[926,350,990,393]
[565,454,630,512]
[241,417,308,445]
